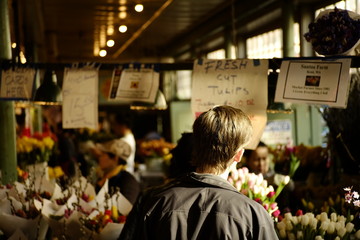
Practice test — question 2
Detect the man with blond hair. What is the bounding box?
[120,105,279,240]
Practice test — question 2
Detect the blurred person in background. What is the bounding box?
[94,139,140,205]
[111,112,136,175]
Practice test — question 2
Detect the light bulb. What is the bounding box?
[99,49,107,57]
[135,4,143,12]
[119,25,127,33]
[119,11,127,19]
[107,39,115,47]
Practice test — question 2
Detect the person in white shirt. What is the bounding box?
[111,112,136,174]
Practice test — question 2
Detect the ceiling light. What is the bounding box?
[134,4,143,12]
[99,49,107,57]
[107,26,114,35]
[34,70,62,105]
[119,0,126,4]
[119,6,127,11]
[118,11,127,19]
[119,25,127,33]
[107,39,115,47]
[11,43,16,48]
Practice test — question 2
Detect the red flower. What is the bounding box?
[267,191,275,198]
[296,209,303,216]
[272,209,281,218]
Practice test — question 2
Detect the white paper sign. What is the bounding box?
[62,68,98,129]
[275,59,351,108]
[261,119,293,146]
[191,59,268,149]
[0,68,35,99]
[110,66,159,102]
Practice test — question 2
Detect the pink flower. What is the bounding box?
[272,209,281,217]
[270,202,278,210]
[267,191,275,198]
[263,203,269,211]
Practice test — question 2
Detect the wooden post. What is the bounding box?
[0,0,18,184]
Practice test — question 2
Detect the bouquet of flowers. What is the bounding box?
[138,138,175,158]
[16,132,56,167]
[228,167,290,220]
[276,211,360,240]
[304,7,360,56]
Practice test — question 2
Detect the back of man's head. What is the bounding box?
[192,105,253,173]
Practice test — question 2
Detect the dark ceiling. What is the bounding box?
[12,0,333,64]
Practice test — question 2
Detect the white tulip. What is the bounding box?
[286,220,293,231]
[326,222,335,234]
[279,229,287,238]
[301,215,310,226]
[310,218,318,230]
[355,229,360,239]
[345,222,354,233]
[337,227,346,238]
[276,221,286,231]
[330,212,337,222]
[320,220,329,231]
[338,215,346,222]
[320,212,328,222]
[315,236,324,240]
[291,216,299,225]
[283,175,290,185]
[305,212,315,219]
[335,221,344,231]
[284,212,292,220]
[334,237,340,240]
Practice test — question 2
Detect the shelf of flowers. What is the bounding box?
[0,172,132,240]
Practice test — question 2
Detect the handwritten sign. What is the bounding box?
[191,59,268,149]
[0,68,35,99]
[109,66,159,102]
[275,59,351,108]
[62,68,98,129]
[261,119,293,146]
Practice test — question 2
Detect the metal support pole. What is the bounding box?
[282,0,295,57]
[0,0,17,184]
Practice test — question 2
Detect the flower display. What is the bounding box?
[16,132,56,167]
[276,211,360,240]
[228,167,290,220]
[138,138,175,158]
[0,170,132,239]
[304,7,360,55]
[344,186,360,207]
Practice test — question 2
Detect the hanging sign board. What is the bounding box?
[0,68,35,99]
[191,59,268,149]
[109,65,159,103]
[62,68,98,129]
[275,59,351,108]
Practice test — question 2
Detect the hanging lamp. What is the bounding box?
[34,69,62,105]
[130,89,168,110]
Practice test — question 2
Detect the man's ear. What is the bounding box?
[234,149,244,163]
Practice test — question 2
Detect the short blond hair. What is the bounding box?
[192,105,253,173]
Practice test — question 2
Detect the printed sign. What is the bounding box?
[261,119,293,146]
[191,59,268,149]
[109,66,159,103]
[275,59,351,108]
[62,68,98,129]
[0,68,35,99]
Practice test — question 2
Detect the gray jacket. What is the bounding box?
[119,172,279,240]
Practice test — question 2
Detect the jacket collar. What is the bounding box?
[186,172,239,193]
